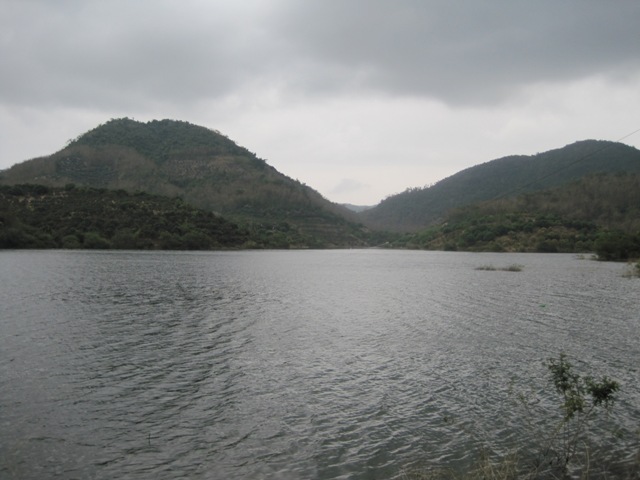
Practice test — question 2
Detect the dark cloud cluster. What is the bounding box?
[277,1,640,103]
[2,0,639,110]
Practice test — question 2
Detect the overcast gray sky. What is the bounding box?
[1,0,639,205]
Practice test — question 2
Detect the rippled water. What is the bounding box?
[1,250,638,479]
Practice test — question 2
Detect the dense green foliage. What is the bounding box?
[0,118,369,247]
[394,173,640,258]
[0,184,277,250]
[361,140,640,232]
[594,231,640,261]
[72,118,249,161]
[402,212,599,253]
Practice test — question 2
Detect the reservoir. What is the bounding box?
[1,250,638,479]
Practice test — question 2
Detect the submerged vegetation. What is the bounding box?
[404,353,630,480]
[474,264,523,272]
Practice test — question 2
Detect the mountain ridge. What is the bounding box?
[393,172,640,257]
[2,119,640,249]
[359,140,640,232]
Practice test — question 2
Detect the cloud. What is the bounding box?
[278,1,640,103]
[3,0,639,110]
[1,0,280,109]
[1,0,639,204]
[329,178,370,197]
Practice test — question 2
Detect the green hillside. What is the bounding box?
[0,118,368,248]
[3,120,639,252]
[360,140,640,232]
[0,184,255,250]
[395,173,640,258]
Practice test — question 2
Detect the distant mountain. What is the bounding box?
[395,172,640,257]
[341,203,374,213]
[0,118,368,247]
[359,140,640,232]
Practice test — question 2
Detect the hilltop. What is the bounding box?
[359,140,640,232]
[0,118,369,248]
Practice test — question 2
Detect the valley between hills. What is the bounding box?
[1,118,639,261]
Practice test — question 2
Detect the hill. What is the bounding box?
[360,140,640,232]
[0,118,368,248]
[395,173,640,258]
[341,203,374,213]
[0,184,255,250]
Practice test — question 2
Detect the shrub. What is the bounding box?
[503,264,523,272]
[474,264,523,272]
[82,231,111,249]
[61,234,82,249]
[595,231,640,261]
[404,353,623,479]
[544,353,619,472]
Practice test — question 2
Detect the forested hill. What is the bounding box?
[359,140,640,232]
[0,184,252,250]
[397,173,640,258]
[0,118,368,247]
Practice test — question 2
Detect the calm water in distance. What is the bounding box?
[1,250,639,479]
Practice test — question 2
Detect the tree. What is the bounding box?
[544,353,619,472]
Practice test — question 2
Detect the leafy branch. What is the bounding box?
[544,353,620,471]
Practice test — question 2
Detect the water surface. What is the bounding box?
[1,250,638,479]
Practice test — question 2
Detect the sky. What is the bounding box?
[1,1,639,205]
